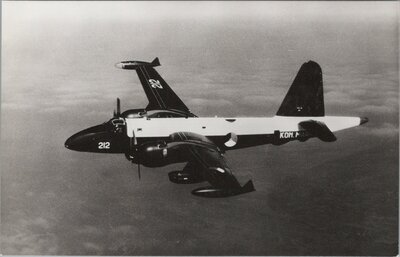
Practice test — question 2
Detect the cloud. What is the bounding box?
[187,98,233,108]
[356,104,398,115]
[112,225,135,234]
[82,242,103,252]
[2,215,59,255]
[2,102,34,111]
[39,106,69,113]
[358,122,398,137]
[30,217,51,230]
[325,91,362,107]
[77,225,103,235]
[83,110,112,118]
[241,95,281,107]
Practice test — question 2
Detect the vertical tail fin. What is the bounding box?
[276,61,324,117]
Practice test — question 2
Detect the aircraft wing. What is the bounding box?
[170,132,255,197]
[116,58,193,115]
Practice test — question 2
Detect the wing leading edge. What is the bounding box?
[116,58,193,115]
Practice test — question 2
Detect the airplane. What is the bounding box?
[65,57,368,197]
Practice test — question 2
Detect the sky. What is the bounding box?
[1,1,398,255]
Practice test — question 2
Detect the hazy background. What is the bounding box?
[1,1,398,255]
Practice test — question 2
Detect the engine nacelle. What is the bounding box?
[138,141,169,167]
[168,171,205,184]
[136,141,186,167]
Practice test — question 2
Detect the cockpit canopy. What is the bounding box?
[106,109,197,135]
[121,109,195,119]
[105,117,126,133]
[121,108,146,118]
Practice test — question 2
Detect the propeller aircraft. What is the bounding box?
[65,58,368,197]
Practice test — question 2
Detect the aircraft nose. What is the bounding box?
[64,134,79,150]
[65,124,106,151]
[64,139,69,148]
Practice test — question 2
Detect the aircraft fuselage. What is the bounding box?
[65,115,364,156]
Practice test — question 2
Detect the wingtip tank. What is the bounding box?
[115,57,161,70]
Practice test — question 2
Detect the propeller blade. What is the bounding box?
[117,98,121,116]
[130,129,141,180]
[132,129,137,145]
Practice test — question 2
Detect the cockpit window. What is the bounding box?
[122,110,146,118]
[148,111,184,118]
[109,118,125,133]
[111,118,125,126]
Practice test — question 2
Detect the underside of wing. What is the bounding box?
[170,132,255,197]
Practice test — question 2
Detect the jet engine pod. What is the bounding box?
[168,171,205,184]
[224,132,238,148]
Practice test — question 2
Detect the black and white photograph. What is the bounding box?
[1,1,398,255]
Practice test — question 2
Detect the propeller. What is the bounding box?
[112,98,140,179]
[130,129,141,180]
[113,98,121,117]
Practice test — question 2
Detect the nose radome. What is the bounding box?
[65,130,89,151]
[64,135,77,150]
[65,124,108,151]
[65,130,91,151]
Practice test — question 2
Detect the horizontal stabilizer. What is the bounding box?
[299,120,336,142]
[115,57,160,70]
